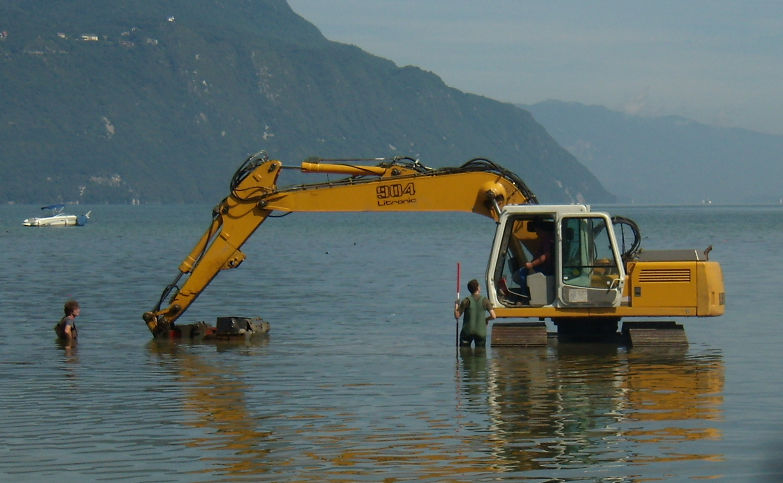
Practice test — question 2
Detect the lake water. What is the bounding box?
[1,203,782,481]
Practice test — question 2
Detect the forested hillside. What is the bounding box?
[0,0,613,204]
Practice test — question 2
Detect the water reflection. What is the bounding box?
[55,338,79,381]
[142,339,723,479]
[55,338,79,360]
[147,339,274,477]
[458,343,724,475]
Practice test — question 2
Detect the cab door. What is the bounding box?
[558,214,625,307]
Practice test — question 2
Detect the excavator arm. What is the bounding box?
[143,151,536,337]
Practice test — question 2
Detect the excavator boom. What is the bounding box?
[143,151,536,337]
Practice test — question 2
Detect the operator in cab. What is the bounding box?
[513,220,555,296]
[454,279,496,348]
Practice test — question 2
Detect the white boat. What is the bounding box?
[22,204,91,227]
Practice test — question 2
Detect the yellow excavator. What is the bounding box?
[143,151,724,343]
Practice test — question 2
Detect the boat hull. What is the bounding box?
[22,214,87,227]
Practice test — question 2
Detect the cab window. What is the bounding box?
[493,215,554,305]
[561,217,619,289]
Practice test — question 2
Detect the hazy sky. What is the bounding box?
[288,0,783,135]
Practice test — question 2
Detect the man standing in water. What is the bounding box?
[454,279,496,347]
[54,300,79,341]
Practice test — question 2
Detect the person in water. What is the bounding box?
[54,300,79,341]
[454,279,496,347]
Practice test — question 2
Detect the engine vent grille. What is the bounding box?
[638,268,691,283]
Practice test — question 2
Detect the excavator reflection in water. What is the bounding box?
[459,344,725,476]
[147,340,274,477]
[143,150,724,342]
[148,339,724,479]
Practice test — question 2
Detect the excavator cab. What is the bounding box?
[488,205,626,309]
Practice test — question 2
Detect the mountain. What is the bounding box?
[0,0,613,204]
[524,100,783,204]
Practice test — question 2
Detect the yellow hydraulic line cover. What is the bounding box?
[300,162,387,176]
